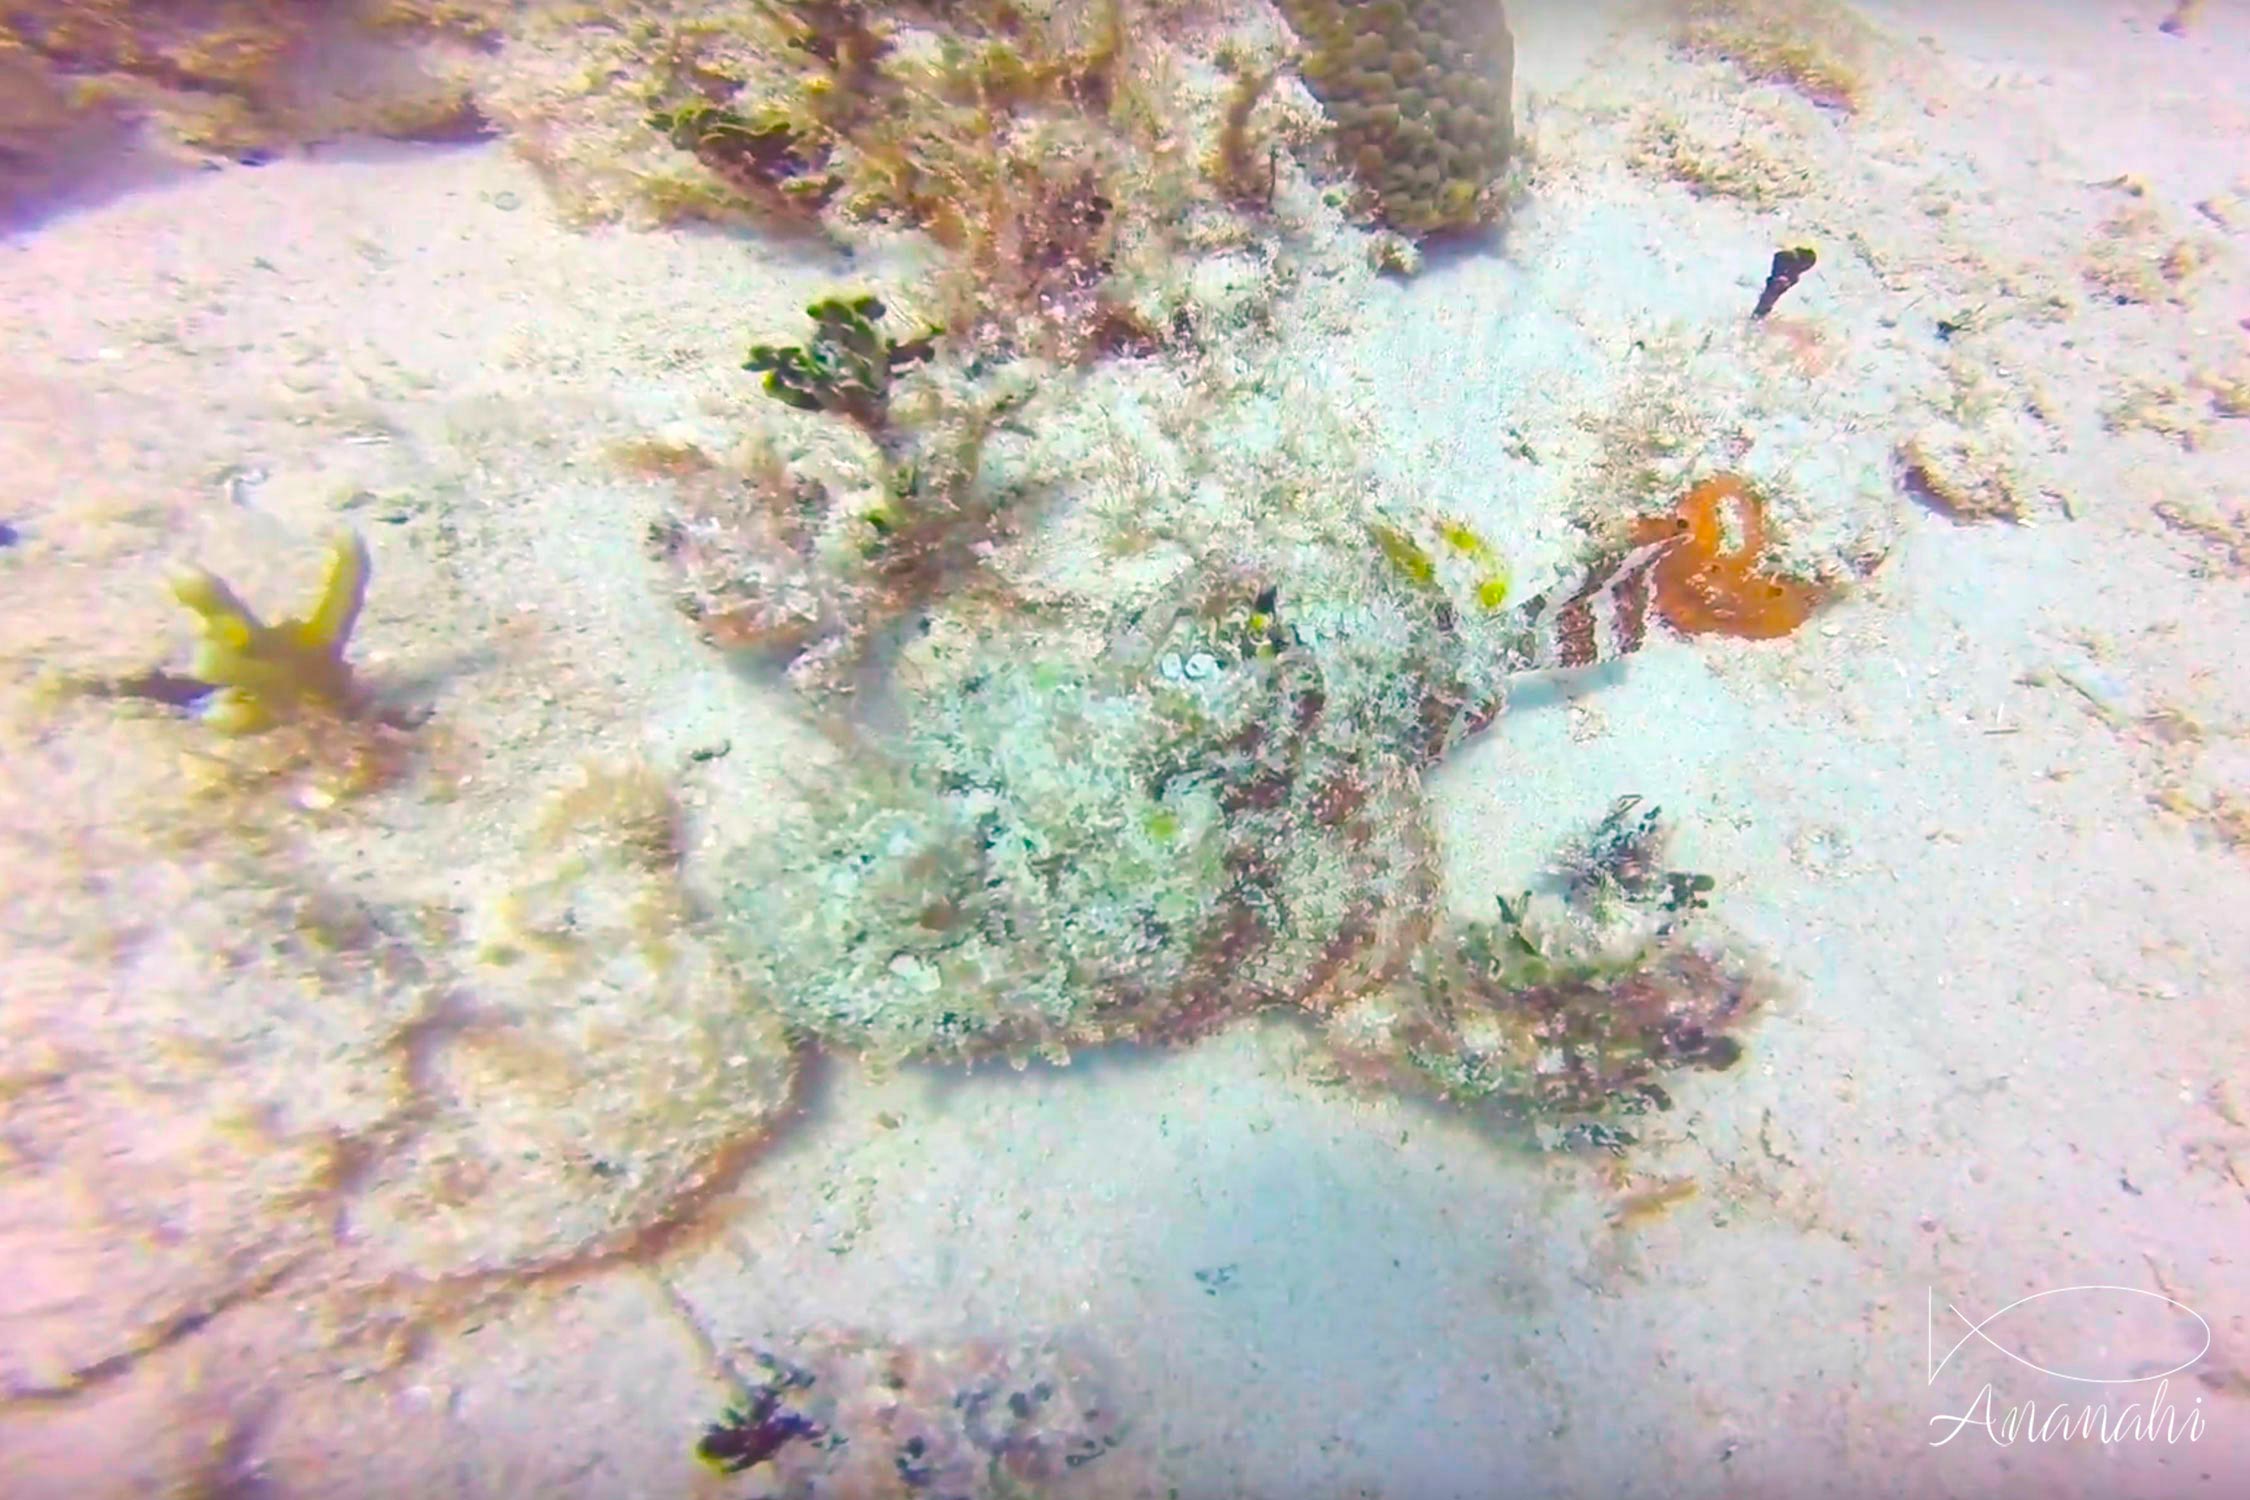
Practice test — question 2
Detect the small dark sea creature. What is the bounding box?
[1752,246,1817,318]
[696,1388,823,1475]
[1554,794,1670,907]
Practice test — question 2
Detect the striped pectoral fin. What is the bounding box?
[1517,537,1678,672]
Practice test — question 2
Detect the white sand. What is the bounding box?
[2,2,2247,1497]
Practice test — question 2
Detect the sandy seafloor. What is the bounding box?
[4,1,2250,1497]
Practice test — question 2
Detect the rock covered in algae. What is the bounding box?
[0,0,490,216]
[0,849,408,1399]
[0,663,799,1388]
[338,763,801,1285]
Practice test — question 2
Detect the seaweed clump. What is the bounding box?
[645,99,843,218]
[695,1329,1121,1496]
[647,292,1034,704]
[1552,793,1674,910]
[1320,889,1756,1121]
[1318,788,1743,1131]
[844,0,1160,363]
[633,0,1163,364]
[697,1384,824,1476]
[743,294,938,442]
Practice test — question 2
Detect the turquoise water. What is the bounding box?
[1,2,2246,1496]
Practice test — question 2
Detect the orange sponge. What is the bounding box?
[1630,474,1823,639]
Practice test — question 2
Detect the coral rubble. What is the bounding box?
[696,1328,1123,1497]
[1673,0,1877,114]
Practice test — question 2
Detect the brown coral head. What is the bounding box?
[1280,0,1516,237]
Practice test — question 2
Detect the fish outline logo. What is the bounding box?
[1927,1285,2211,1387]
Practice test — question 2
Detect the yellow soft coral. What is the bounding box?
[167,531,369,733]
